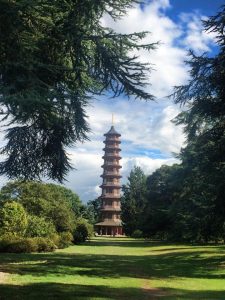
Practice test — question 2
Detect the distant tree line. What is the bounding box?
[121,6,225,243]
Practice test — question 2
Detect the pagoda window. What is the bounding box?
[107,200,112,206]
[106,212,112,219]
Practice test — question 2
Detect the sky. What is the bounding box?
[1,0,224,202]
[63,0,223,202]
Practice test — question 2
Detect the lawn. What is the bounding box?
[0,238,225,299]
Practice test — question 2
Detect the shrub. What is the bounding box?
[0,202,27,236]
[9,238,38,253]
[33,237,56,252]
[0,237,18,252]
[58,232,73,248]
[26,215,56,238]
[73,220,93,243]
[131,229,143,239]
[49,232,73,249]
[0,237,37,253]
[0,236,56,253]
[0,181,80,235]
[49,233,61,247]
[86,223,94,239]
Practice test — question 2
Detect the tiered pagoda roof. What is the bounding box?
[95,125,123,235]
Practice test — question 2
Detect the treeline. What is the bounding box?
[121,163,224,243]
[0,181,93,253]
[122,6,225,243]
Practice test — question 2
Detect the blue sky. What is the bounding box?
[1,0,223,202]
[169,0,223,17]
[57,0,224,202]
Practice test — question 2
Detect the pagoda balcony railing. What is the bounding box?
[101,171,121,177]
[102,154,121,159]
[103,146,121,151]
[101,183,121,187]
[101,193,120,198]
[101,165,122,170]
[104,139,121,144]
[100,184,121,189]
[102,161,120,166]
[101,206,121,211]
[105,136,120,141]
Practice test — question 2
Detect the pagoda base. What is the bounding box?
[95,221,123,236]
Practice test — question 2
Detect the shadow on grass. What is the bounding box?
[85,238,153,248]
[0,251,224,280]
[0,239,225,299]
[162,288,225,300]
[0,282,145,300]
[0,283,225,300]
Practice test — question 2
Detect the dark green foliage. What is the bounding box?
[121,166,147,236]
[122,6,225,243]
[0,180,81,233]
[169,6,225,242]
[58,232,74,249]
[143,164,182,239]
[0,201,28,236]
[0,236,55,253]
[73,220,93,243]
[0,180,93,251]
[131,229,143,239]
[82,198,101,224]
[0,0,156,182]
[33,237,56,252]
[0,237,37,253]
[26,215,56,238]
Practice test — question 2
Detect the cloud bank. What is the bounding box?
[63,0,215,202]
[0,0,215,201]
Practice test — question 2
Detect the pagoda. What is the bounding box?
[95,124,123,236]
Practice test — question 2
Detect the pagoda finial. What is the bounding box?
[112,113,114,125]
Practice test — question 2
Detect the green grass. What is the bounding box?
[0,238,225,299]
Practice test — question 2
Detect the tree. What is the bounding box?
[42,184,82,217]
[0,1,156,182]
[0,201,28,236]
[82,198,101,224]
[26,215,56,238]
[73,219,94,243]
[143,164,182,239]
[0,181,82,233]
[121,166,147,235]
[171,5,225,242]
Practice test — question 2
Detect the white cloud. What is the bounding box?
[179,12,216,53]
[0,1,216,202]
[102,0,188,98]
[49,1,215,201]
[121,156,178,180]
[86,99,185,154]
[64,149,179,201]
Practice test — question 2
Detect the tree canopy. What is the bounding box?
[0,180,82,233]
[121,166,147,236]
[121,6,225,243]
[0,0,156,182]
[171,5,225,241]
